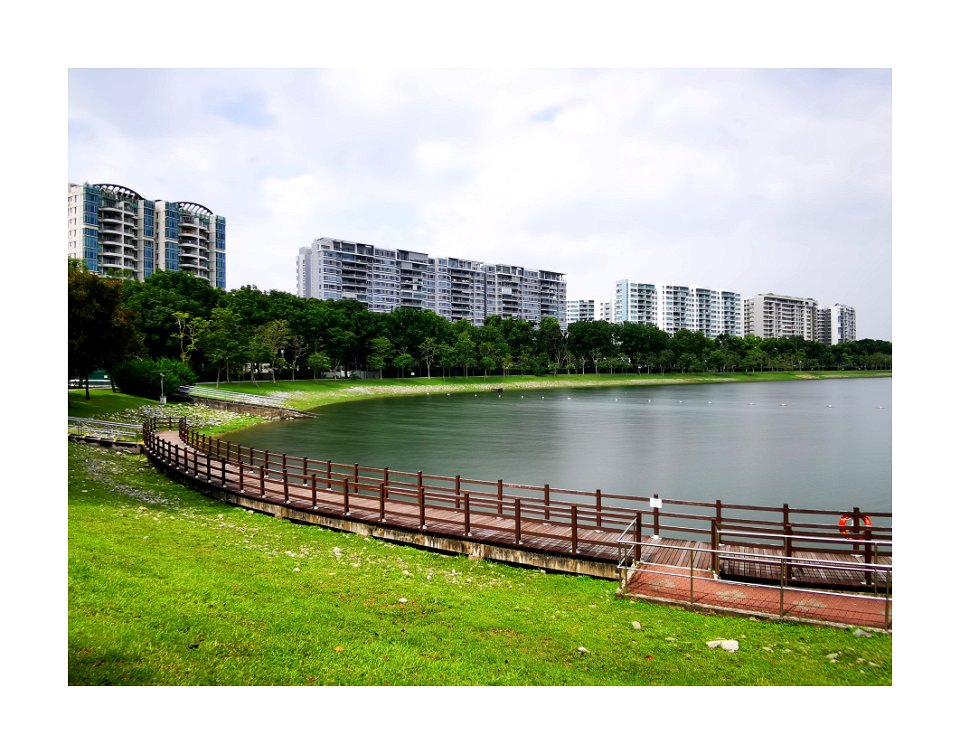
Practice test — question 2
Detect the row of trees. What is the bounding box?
[68,267,892,394]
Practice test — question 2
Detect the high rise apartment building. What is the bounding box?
[614,280,742,337]
[743,293,819,340]
[67,183,226,289]
[297,237,566,327]
[814,303,857,345]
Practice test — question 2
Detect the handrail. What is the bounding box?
[142,419,894,581]
[69,417,142,440]
[716,527,892,547]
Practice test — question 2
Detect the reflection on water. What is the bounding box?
[225,378,892,512]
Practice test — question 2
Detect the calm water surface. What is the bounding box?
[225,378,892,512]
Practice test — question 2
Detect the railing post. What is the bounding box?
[853,506,862,555]
[596,489,602,528]
[312,474,317,509]
[206,450,211,480]
[259,466,265,497]
[327,460,332,489]
[303,457,308,486]
[464,492,471,536]
[785,524,793,582]
[343,479,350,516]
[711,519,719,574]
[497,480,503,516]
[864,528,874,588]
[379,483,386,522]
[779,560,786,618]
[515,498,522,545]
[283,469,289,503]
[653,499,660,538]
[220,457,226,487]
[635,511,642,563]
[419,485,426,530]
[689,548,695,605]
[544,484,550,522]
[239,462,245,492]
[571,504,578,553]
[455,475,461,509]
[353,463,359,493]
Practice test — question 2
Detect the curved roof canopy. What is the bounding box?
[92,183,145,200]
[175,201,214,215]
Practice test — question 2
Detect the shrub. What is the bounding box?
[112,358,196,400]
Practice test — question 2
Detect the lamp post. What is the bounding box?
[159,372,166,406]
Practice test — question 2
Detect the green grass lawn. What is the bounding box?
[68,441,892,686]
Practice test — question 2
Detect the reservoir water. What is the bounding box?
[225,378,892,513]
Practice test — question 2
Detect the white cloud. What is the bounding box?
[68,68,891,337]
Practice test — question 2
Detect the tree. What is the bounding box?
[68,262,142,398]
[250,320,293,382]
[567,320,614,373]
[419,336,440,378]
[452,331,476,377]
[191,307,247,386]
[536,317,566,374]
[393,352,414,376]
[369,336,394,379]
[307,351,332,379]
[122,270,223,359]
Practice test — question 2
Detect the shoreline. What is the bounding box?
[260,371,893,414]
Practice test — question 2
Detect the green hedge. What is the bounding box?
[112,358,196,400]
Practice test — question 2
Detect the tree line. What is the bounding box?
[68,266,892,396]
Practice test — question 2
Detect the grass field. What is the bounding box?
[68,445,891,686]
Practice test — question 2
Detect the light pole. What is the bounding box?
[159,372,166,406]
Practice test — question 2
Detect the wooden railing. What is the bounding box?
[141,418,893,566]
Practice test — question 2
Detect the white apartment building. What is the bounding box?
[743,293,819,340]
[815,303,857,345]
[297,237,566,327]
[614,280,742,337]
[596,298,615,324]
[566,299,596,326]
[68,182,226,289]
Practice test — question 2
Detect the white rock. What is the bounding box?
[631,621,642,630]
[707,639,739,652]
[398,597,408,604]
[578,646,590,655]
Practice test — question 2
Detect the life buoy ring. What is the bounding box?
[839,514,872,537]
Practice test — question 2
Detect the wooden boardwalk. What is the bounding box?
[142,419,892,629]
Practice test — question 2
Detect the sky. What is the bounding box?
[68,67,892,339]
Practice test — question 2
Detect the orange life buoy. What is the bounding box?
[839,514,872,537]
